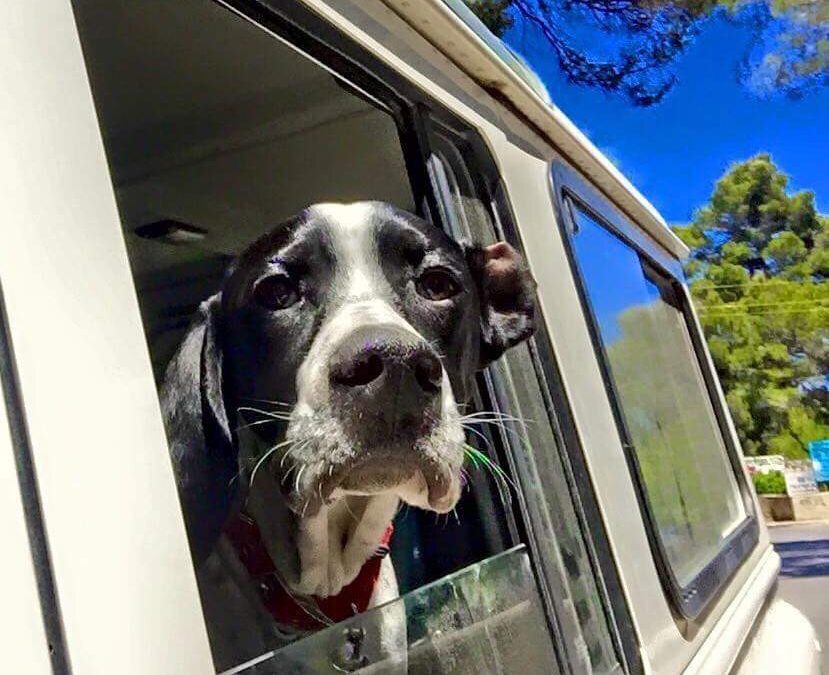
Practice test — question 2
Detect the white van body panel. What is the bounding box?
[0,2,214,672]
[681,547,779,675]
[735,599,822,675]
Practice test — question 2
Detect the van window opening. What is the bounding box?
[71,0,566,672]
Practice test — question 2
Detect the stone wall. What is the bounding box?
[759,493,829,522]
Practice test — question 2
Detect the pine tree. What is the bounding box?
[673,155,828,458]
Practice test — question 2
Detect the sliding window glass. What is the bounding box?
[557,182,755,617]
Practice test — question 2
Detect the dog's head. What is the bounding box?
[163,202,535,558]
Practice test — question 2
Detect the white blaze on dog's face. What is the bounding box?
[220,202,536,518]
[286,204,464,514]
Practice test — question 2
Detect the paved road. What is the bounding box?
[769,521,829,650]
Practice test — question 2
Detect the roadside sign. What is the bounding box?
[783,459,820,495]
[808,439,829,483]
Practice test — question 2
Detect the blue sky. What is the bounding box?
[504,12,829,225]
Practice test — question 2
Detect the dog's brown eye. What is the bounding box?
[253,275,299,310]
[416,268,460,301]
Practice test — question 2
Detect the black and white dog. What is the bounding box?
[161,202,536,670]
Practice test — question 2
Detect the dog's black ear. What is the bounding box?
[160,293,238,564]
[465,241,537,367]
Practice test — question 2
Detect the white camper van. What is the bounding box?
[0,1,821,673]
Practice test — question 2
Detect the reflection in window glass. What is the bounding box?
[429,131,621,673]
[570,204,745,586]
[489,348,618,673]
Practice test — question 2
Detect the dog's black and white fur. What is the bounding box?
[161,202,535,670]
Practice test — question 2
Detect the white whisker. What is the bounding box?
[237,406,293,421]
[457,409,530,429]
[280,438,311,468]
[240,397,295,409]
[281,461,301,486]
[461,424,496,453]
[458,410,524,420]
[248,437,295,487]
[459,415,530,450]
[235,418,285,432]
[294,464,307,495]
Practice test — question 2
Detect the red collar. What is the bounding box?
[224,511,393,632]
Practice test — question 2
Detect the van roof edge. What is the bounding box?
[379,0,691,260]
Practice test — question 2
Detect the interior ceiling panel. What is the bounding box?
[75,0,335,141]
[74,0,414,289]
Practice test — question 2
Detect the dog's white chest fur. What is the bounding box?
[248,470,400,598]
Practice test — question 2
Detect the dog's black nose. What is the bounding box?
[329,342,443,441]
[330,345,442,396]
[331,350,386,388]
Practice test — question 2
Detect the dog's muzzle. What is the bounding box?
[280,301,464,515]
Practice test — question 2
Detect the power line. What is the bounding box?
[698,299,829,312]
[700,307,828,318]
[691,279,828,290]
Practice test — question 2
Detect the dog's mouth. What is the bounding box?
[278,446,459,517]
[331,453,457,510]
[241,386,465,517]
[253,408,463,517]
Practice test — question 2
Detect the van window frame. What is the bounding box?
[215,0,440,218]
[217,3,585,668]
[550,161,759,621]
[0,280,71,673]
[421,115,643,675]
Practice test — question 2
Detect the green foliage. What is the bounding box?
[752,470,787,494]
[721,240,753,265]
[763,231,808,271]
[605,299,751,563]
[675,155,828,460]
[768,431,808,458]
[683,154,823,258]
[674,224,708,250]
